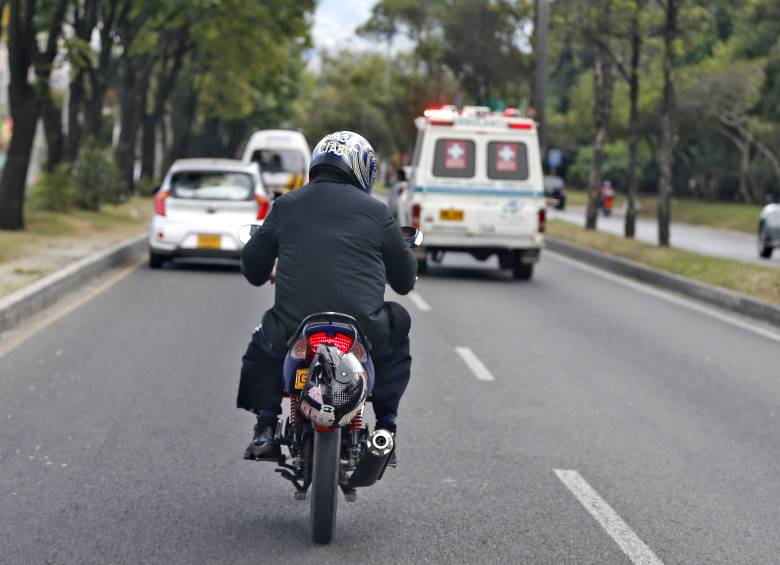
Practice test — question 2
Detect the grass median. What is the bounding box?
[547,219,780,306]
[0,197,152,297]
[564,190,762,234]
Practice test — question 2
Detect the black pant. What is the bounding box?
[237,329,412,424]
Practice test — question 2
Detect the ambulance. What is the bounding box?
[398,105,546,279]
[242,129,311,197]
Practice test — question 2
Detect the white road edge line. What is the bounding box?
[408,291,432,312]
[554,469,664,565]
[547,251,780,344]
[454,346,495,381]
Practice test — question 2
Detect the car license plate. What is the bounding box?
[295,369,309,390]
[440,209,464,221]
[197,234,221,249]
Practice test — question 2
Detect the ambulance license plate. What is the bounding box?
[440,209,464,221]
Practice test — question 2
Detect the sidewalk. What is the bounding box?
[549,206,779,268]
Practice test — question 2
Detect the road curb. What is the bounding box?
[545,237,780,328]
[0,234,147,335]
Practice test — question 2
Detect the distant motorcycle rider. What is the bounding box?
[237,131,417,460]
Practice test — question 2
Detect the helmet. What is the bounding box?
[298,344,368,428]
[309,131,378,194]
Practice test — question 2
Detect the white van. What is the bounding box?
[242,129,311,197]
[398,105,546,279]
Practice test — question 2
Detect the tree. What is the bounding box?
[0,0,68,230]
[656,0,680,246]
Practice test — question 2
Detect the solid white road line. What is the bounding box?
[454,346,495,381]
[554,469,664,565]
[408,291,432,312]
[547,252,780,345]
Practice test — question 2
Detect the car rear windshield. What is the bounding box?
[251,149,306,173]
[432,139,475,178]
[487,141,529,180]
[170,171,254,201]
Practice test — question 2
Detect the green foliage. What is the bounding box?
[72,144,127,211]
[28,165,76,212]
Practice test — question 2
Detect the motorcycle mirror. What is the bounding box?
[400,226,424,248]
[238,224,262,245]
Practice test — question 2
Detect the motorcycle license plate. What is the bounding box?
[440,209,464,221]
[197,234,221,249]
[295,369,309,390]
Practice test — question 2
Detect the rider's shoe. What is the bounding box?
[244,419,282,461]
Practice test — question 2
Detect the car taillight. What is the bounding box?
[256,194,270,220]
[307,331,354,357]
[154,190,169,216]
[538,208,546,233]
[412,204,421,228]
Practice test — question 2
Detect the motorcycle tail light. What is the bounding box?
[412,204,421,228]
[154,190,169,216]
[538,207,546,233]
[307,331,354,357]
[605,197,614,207]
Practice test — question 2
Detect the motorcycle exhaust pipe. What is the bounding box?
[347,429,394,488]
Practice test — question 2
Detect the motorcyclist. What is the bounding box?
[237,131,417,460]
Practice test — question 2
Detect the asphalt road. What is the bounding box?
[550,206,780,268]
[1,252,779,564]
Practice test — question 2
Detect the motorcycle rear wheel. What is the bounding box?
[310,428,341,544]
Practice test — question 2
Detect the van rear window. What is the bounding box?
[432,139,475,178]
[251,149,306,173]
[487,142,529,180]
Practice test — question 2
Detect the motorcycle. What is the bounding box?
[598,184,616,217]
[237,224,424,544]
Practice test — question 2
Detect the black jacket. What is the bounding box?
[241,173,417,354]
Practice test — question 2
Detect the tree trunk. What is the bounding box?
[738,140,752,203]
[41,88,64,171]
[140,109,156,181]
[624,0,642,238]
[585,47,615,230]
[0,94,39,229]
[66,70,85,160]
[167,89,198,166]
[115,60,146,192]
[657,0,678,247]
[0,0,38,230]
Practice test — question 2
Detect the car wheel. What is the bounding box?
[149,251,167,269]
[758,225,773,259]
[512,253,533,280]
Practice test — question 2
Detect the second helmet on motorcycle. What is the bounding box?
[309,131,378,194]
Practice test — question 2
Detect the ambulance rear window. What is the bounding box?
[432,139,475,178]
[487,142,529,180]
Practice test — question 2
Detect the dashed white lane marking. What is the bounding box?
[554,469,664,565]
[408,291,431,312]
[454,346,495,381]
[547,252,780,345]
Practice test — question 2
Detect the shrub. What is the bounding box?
[28,164,76,212]
[72,143,127,210]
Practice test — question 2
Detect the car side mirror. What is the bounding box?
[400,226,424,248]
[238,224,262,245]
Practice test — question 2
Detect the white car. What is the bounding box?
[758,202,780,259]
[242,129,310,197]
[148,159,269,268]
[399,105,546,279]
